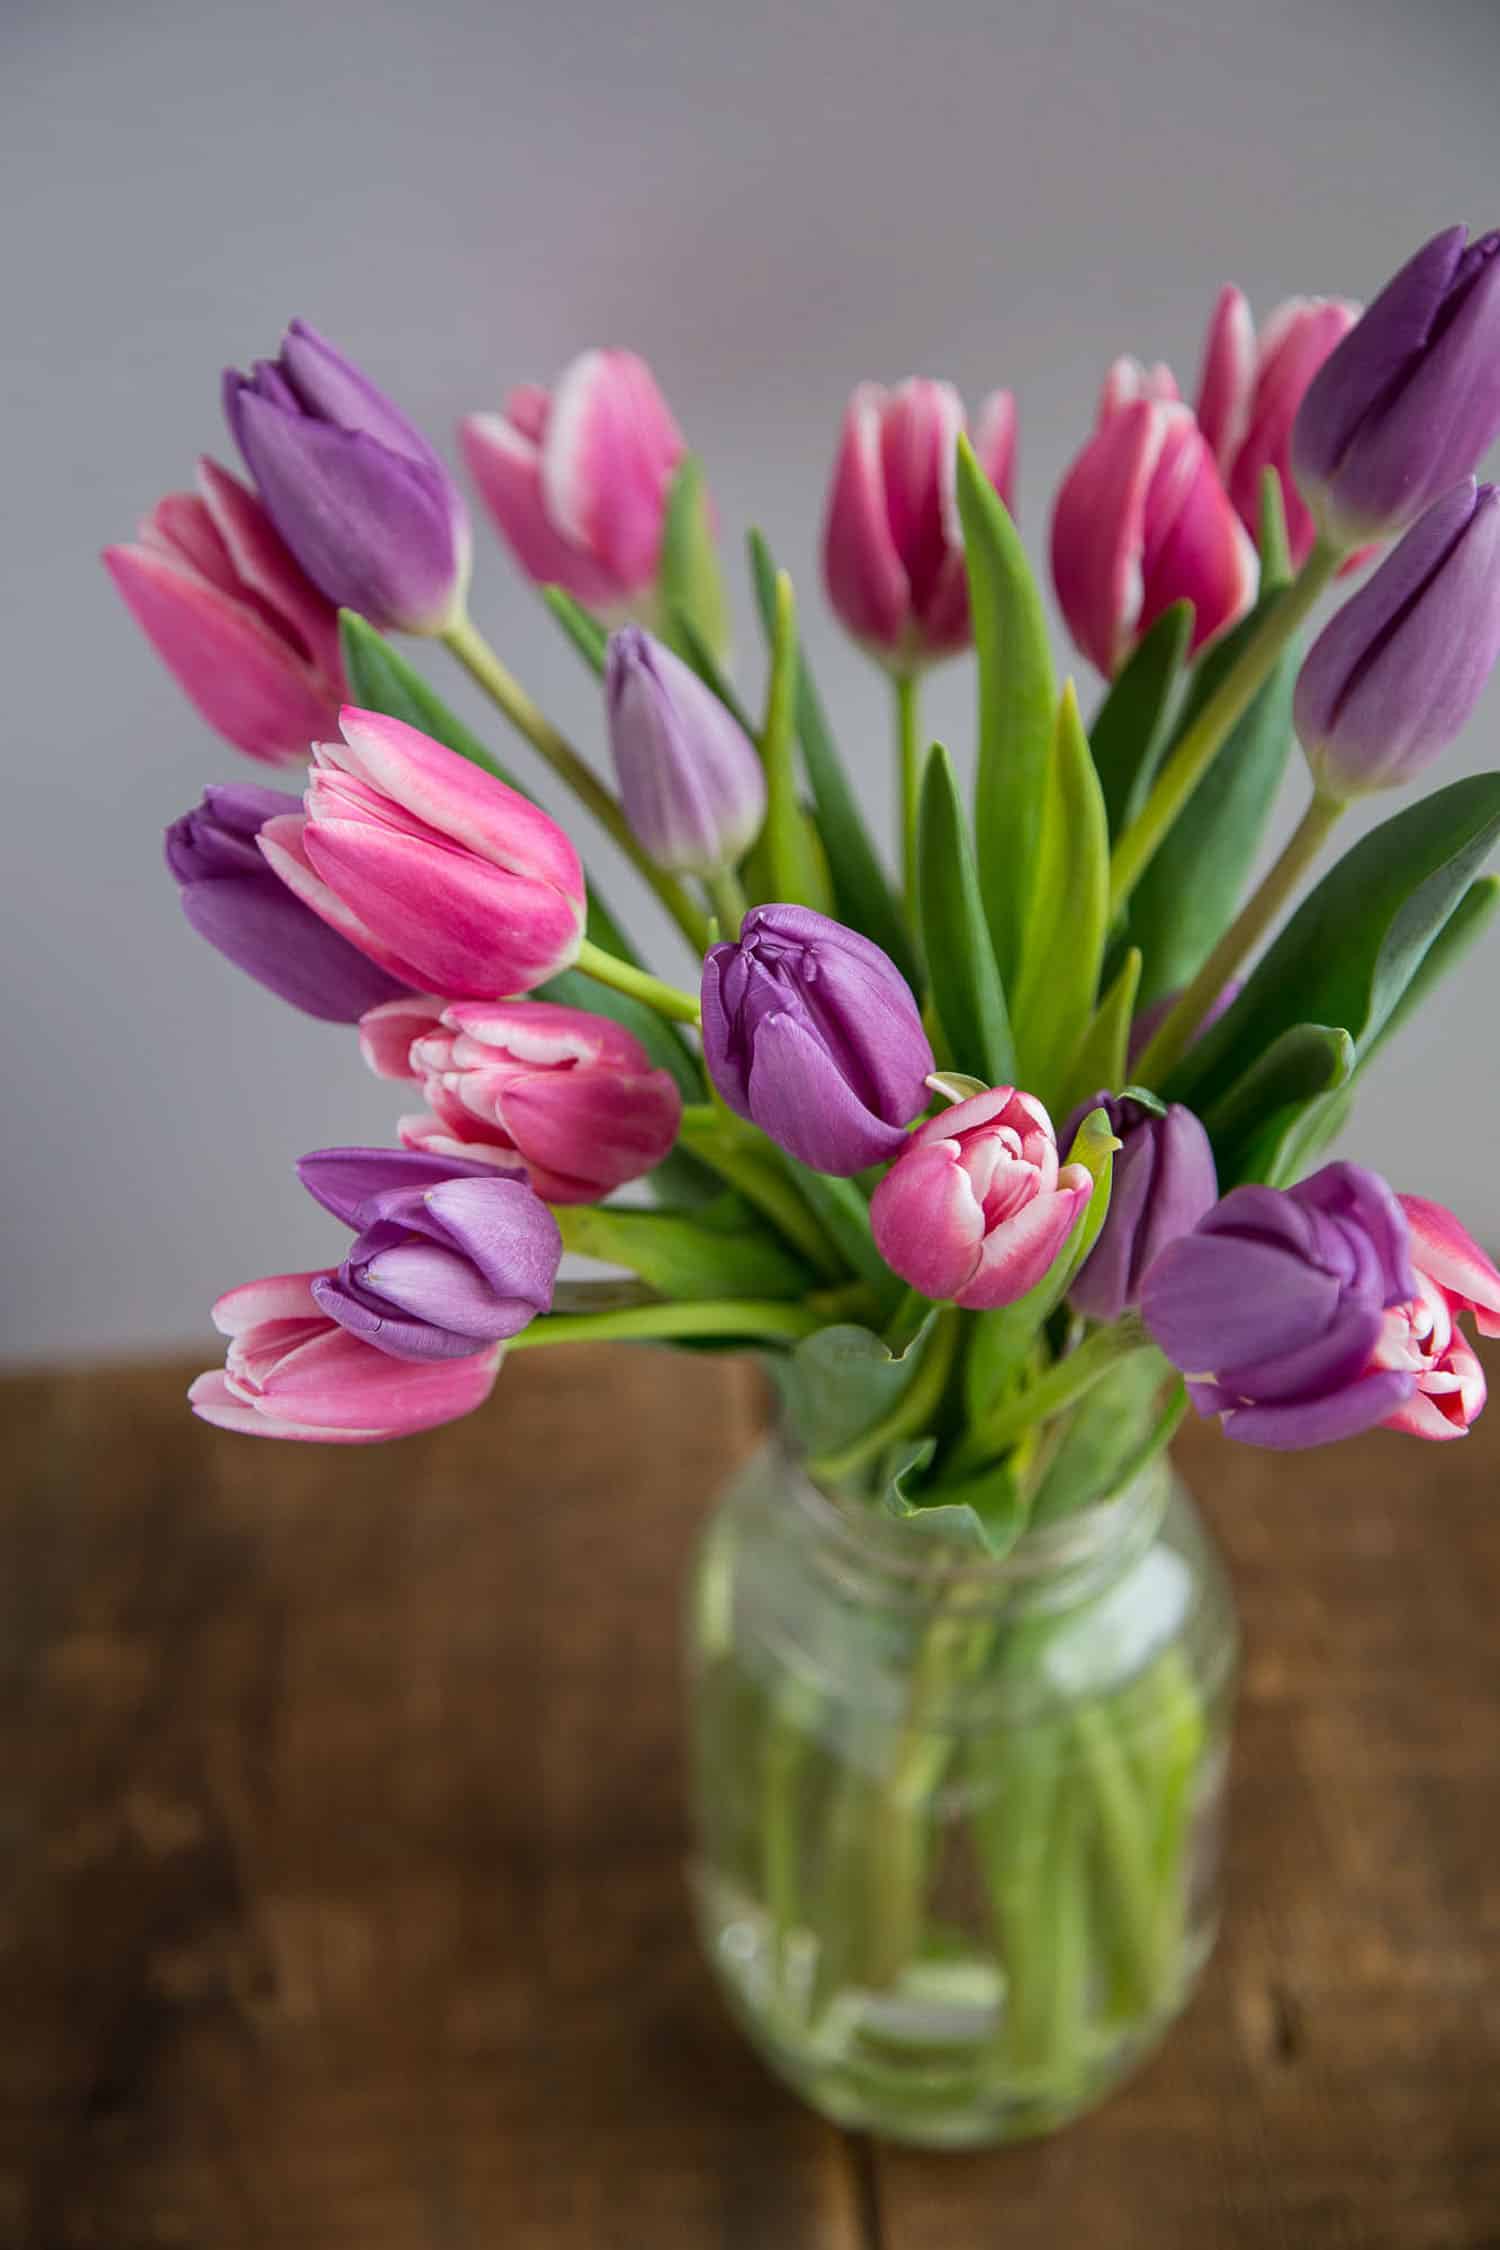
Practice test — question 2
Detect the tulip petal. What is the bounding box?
[1400,1193,1500,1335]
[296,1144,505,1227]
[956,1180,1089,1310]
[822,384,911,655]
[540,349,684,592]
[196,455,344,688]
[1194,285,1256,471]
[1050,399,1166,674]
[870,1141,985,1302]
[500,1067,682,1202]
[460,412,626,608]
[746,1011,910,1175]
[1142,1234,1341,1373]
[1220,1368,1414,1449]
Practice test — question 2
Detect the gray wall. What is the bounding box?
[4,0,1498,1361]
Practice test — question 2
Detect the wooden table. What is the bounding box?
[2,1344,1497,2249]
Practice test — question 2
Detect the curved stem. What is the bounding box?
[967,1319,1149,1461]
[443,612,711,952]
[1108,539,1340,919]
[706,864,747,940]
[895,671,924,917]
[572,936,701,1024]
[508,1297,822,1349]
[1132,790,1345,1087]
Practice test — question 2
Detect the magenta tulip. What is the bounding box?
[461,350,688,614]
[870,1088,1093,1311]
[257,707,586,1000]
[1373,1194,1500,1441]
[104,458,344,765]
[188,1270,502,1442]
[1195,288,1360,566]
[822,378,1016,669]
[360,996,682,1203]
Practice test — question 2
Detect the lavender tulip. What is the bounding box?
[298,1146,562,1361]
[701,905,934,1175]
[605,627,765,875]
[1141,1161,1417,1449]
[1294,480,1500,798]
[225,321,471,634]
[1292,226,1500,549]
[1064,1094,1218,1324]
[165,785,410,1021]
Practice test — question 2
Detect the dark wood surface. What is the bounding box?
[1,1343,1497,2249]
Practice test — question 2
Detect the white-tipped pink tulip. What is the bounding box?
[104,458,344,765]
[870,1087,1093,1311]
[1373,1194,1500,1442]
[1195,287,1360,566]
[257,707,586,1000]
[188,1270,502,1443]
[460,350,688,614]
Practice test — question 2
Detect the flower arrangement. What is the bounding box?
[108,226,1500,2138]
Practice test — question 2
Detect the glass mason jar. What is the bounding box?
[685,1433,1238,2147]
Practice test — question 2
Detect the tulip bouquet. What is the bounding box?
[109,226,1500,2136]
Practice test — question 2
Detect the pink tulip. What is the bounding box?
[822,378,1017,668]
[104,458,344,765]
[459,350,688,613]
[1051,369,1258,677]
[257,707,586,1000]
[1195,287,1361,567]
[870,1087,1093,1311]
[188,1270,501,1443]
[361,995,682,1203]
[1374,1195,1500,1441]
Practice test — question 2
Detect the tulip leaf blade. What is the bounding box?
[1011,682,1110,1107]
[1057,946,1142,1120]
[1028,1350,1178,1527]
[541,586,608,676]
[958,434,1057,987]
[753,569,830,910]
[747,531,916,982]
[658,455,731,671]
[1165,773,1500,1115]
[1201,1023,1356,1188]
[773,1318,938,1462]
[882,1443,1026,1559]
[553,1198,812,1301]
[1087,602,1193,842]
[1257,465,1294,592]
[772,1155,902,1296]
[918,743,1017,1084]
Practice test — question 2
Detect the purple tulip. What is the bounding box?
[1141,1161,1417,1449]
[1064,1093,1218,1324]
[298,1146,562,1361]
[605,627,765,875]
[701,904,934,1175]
[1292,226,1500,549]
[225,321,471,634]
[165,784,410,1021]
[1293,480,1500,798]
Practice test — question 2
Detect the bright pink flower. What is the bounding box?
[1051,370,1257,677]
[257,707,586,1000]
[361,995,682,1203]
[870,1087,1092,1311]
[1374,1194,1500,1440]
[1195,287,1361,567]
[188,1270,501,1443]
[460,350,688,612]
[822,378,1017,668]
[104,458,344,765]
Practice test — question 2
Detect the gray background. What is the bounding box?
[4,0,1498,1362]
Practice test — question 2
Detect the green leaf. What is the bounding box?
[772,1154,900,1296]
[1202,1023,1356,1188]
[541,586,608,676]
[341,610,522,786]
[1257,465,1294,591]
[658,455,730,668]
[1028,1350,1174,1526]
[882,1444,1025,1558]
[1011,683,1110,1105]
[748,532,915,981]
[1166,775,1500,1116]
[1057,946,1141,1119]
[775,1318,937,1461]
[554,1197,811,1301]
[1087,603,1192,842]
[918,744,1016,1083]
[927,1070,988,1104]
[1125,590,1299,1006]
[755,569,828,908]
[957,437,1057,986]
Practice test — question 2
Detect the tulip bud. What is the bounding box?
[1292,225,1500,549]
[1371,1195,1500,1441]
[165,784,410,1021]
[293,1146,563,1360]
[105,459,346,765]
[1194,288,1360,567]
[1063,1094,1218,1324]
[225,321,471,634]
[1051,378,1257,677]
[870,1087,1093,1311]
[822,378,1016,669]
[1141,1161,1417,1448]
[189,1270,502,1442]
[460,350,687,615]
[359,996,682,1204]
[257,708,586,1000]
[1293,481,1500,798]
[700,905,934,1175]
[603,627,765,875]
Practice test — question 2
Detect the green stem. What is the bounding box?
[883,1284,932,1357]
[895,671,924,917]
[572,936,701,1024]
[810,1307,961,1487]
[1107,540,1340,919]
[706,864,748,940]
[443,611,711,953]
[507,1296,822,1349]
[966,1320,1149,1462]
[677,1114,846,1280]
[1132,789,1346,1087]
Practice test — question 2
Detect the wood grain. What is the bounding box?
[0,1344,1496,2248]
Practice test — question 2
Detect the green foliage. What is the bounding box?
[658,455,730,667]
[1028,1352,1177,1527]
[756,569,829,908]
[554,1196,811,1301]
[882,1442,1026,1558]
[1057,947,1141,1119]
[775,1317,937,1461]
[1200,1023,1355,1188]
[541,586,608,675]
[1087,603,1192,841]
[918,744,1016,1083]
[1011,684,1110,1106]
